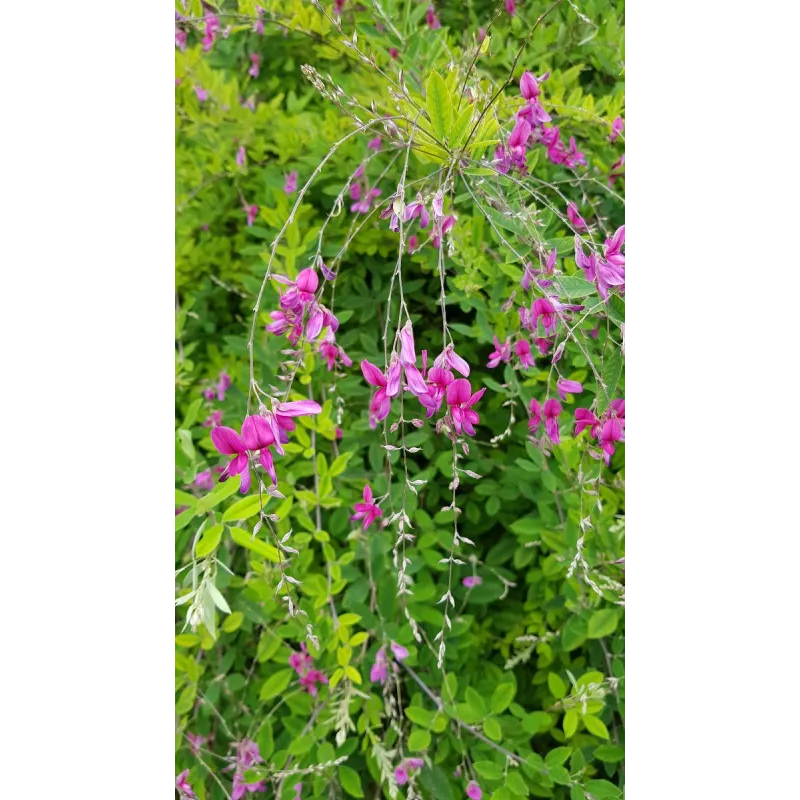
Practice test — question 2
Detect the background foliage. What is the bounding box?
[176,1,624,798]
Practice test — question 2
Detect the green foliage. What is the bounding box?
[175,1,624,798]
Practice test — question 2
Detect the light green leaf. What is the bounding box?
[229,527,280,561]
[425,70,452,142]
[473,760,503,780]
[548,673,567,700]
[483,717,502,741]
[562,616,588,651]
[490,682,516,714]
[259,668,293,700]
[583,714,610,739]
[408,728,431,751]
[197,474,241,512]
[195,524,223,558]
[339,764,364,798]
[181,398,203,429]
[563,709,579,738]
[206,581,230,614]
[450,105,473,148]
[222,494,263,522]
[588,609,618,639]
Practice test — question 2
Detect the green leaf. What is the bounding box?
[259,668,293,700]
[450,105,473,148]
[195,524,223,558]
[588,609,618,639]
[571,787,586,800]
[490,682,516,714]
[563,709,579,738]
[545,747,570,769]
[561,616,588,651]
[474,760,503,781]
[175,507,198,532]
[583,714,610,739]
[465,686,487,717]
[599,347,623,413]
[548,673,567,700]
[329,451,353,476]
[593,744,625,763]
[484,717,502,741]
[197,474,241,512]
[222,494,263,522]
[229,527,280,562]
[406,706,435,728]
[339,764,364,798]
[408,728,431,751]
[289,734,314,756]
[182,398,204,429]
[425,70,453,142]
[584,779,622,799]
[553,275,595,298]
[178,429,195,460]
[505,770,529,797]
[206,582,230,614]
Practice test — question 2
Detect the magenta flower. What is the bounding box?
[508,118,532,149]
[575,399,624,464]
[232,773,266,800]
[284,170,298,194]
[543,399,562,444]
[419,365,455,418]
[609,116,624,142]
[186,732,209,756]
[194,470,214,491]
[406,758,424,770]
[557,378,583,400]
[528,398,542,433]
[566,202,587,231]
[211,415,277,492]
[236,146,246,167]
[505,0,516,16]
[390,641,409,661]
[404,195,430,229]
[217,371,232,401]
[367,136,382,151]
[351,484,383,530]
[248,53,261,78]
[463,575,482,588]
[245,204,258,226]
[318,335,352,371]
[446,379,486,437]
[426,6,441,29]
[432,214,457,248]
[396,322,429,395]
[175,28,187,52]
[266,400,322,455]
[408,234,419,253]
[395,766,409,786]
[466,781,483,800]
[520,70,539,100]
[289,643,314,676]
[299,669,328,697]
[531,297,558,336]
[371,646,389,683]
[487,335,512,368]
[514,339,535,368]
[194,86,208,103]
[204,410,223,428]
[176,770,196,798]
[389,47,399,59]
[361,359,392,427]
[202,15,220,51]
[574,408,601,438]
[433,344,470,376]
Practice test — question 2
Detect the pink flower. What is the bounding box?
[284,171,298,194]
[520,71,539,100]
[514,339,535,368]
[566,202,587,232]
[194,86,208,103]
[404,196,430,229]
[446,378,486,437]
[463,575,482,588]
[204,410,223,428]
[487,335,511,368]
[426,6,441,29]
[508,118,532,149]
[531,297,558,336]
[395,766,409,785]
[217,371,232,401]
[248,54,261,78]
[390,641,409,661]
[543,398,562,444]
[505,0,516,16]
[556,378,583,400]
[408,234,418,253]
[371,646,389,683]
[368,136,382,151]
[289,643,314,676]
[176,770,196,798]
[245,204,258,226]
[265,400,322,455]
[202,15,220,52]
[186,732,208,756]
[609,116,624,142]
[528,398,542,433]
[574,408,601,438]
[432,214,456,248]
[175,28,187,52]
[419,362,455,419]
[575,399,624,464]
[389,47,399,59]
[361,359,392,427]
[236,146,246,167]
[211,415,277,492]
[318,335,353,372]
[433,344,470,376]
[466,781,483,800]
[194,470,214,491]
[299,669,328,697]
[232,773,266,800]
[351,484,383,530]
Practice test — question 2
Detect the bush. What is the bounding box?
[175,2,624,798]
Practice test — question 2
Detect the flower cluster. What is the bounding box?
[211,401,321,493]
[394,757,424,785]
[574,398,625,464]
[265,266,340,346]
[370,641,409,684]
[351,484,383,530]
[575,225,625,300]
[529,398,563,444]
[176,770,196,799]
[228,740,266,800]
[520,295,584,339]
[289,643,328,697]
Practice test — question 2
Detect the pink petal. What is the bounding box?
[447,378,472,406]
[361,359,386,388]
[242,414,275,450]
[276,400,322,417]
[211,426,245,455]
